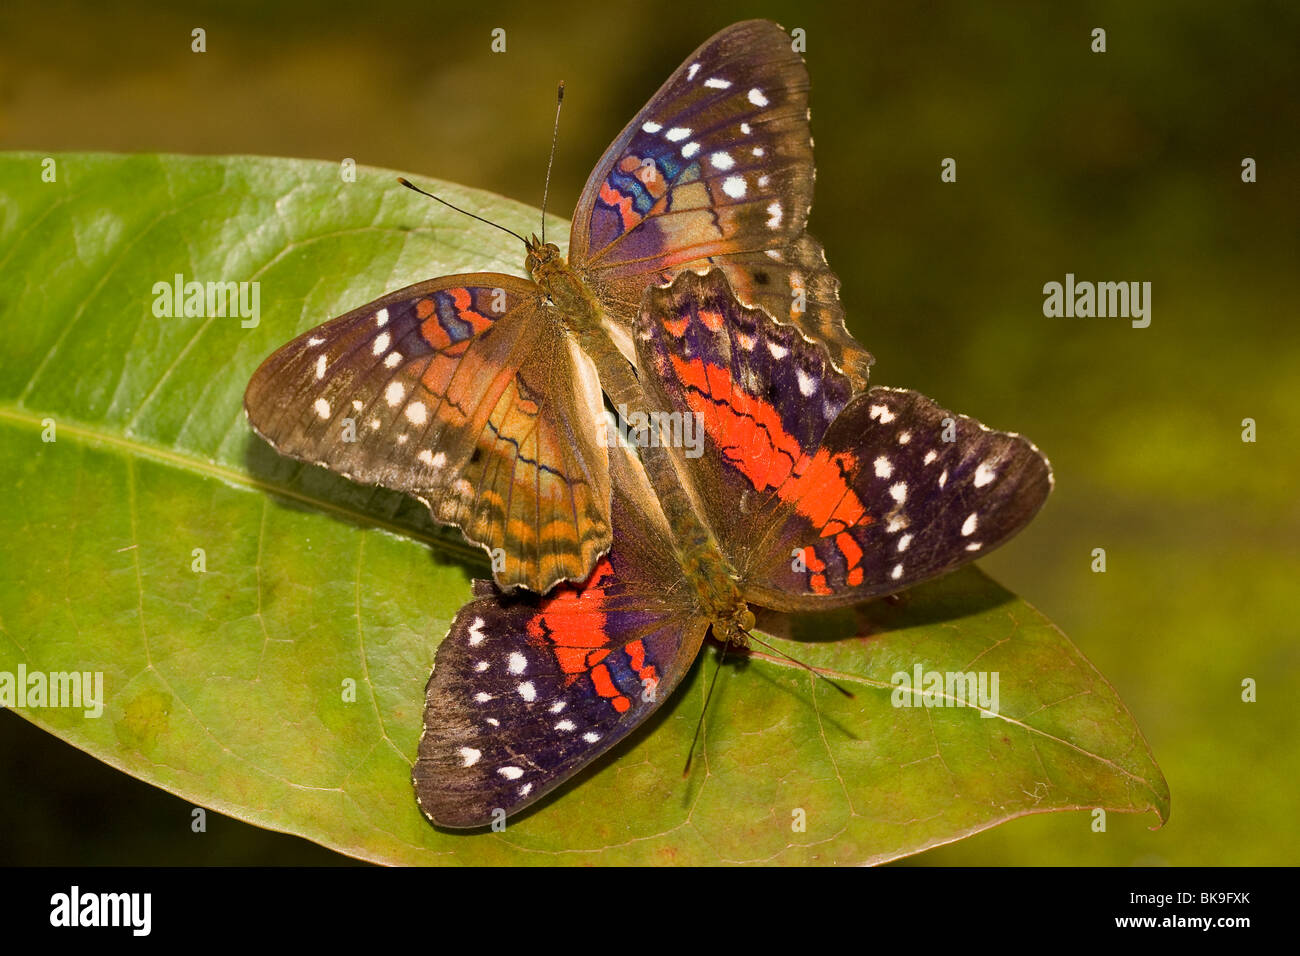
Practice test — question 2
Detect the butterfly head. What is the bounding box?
[714,603,756,649]
[524,234,564,275]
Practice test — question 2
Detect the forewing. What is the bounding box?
[414,447,706,828]
[570,18,872,388]
[244,275,611,592]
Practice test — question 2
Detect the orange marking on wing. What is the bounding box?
[590,664,631,713]
[663,315,690,337]
[416,298,435,319]
[666,354,872,534]
[795,451,870,534]
[599,181,641,233]
[448,288,493,333]
[698,309,724,332]
[835,532,863,570]
[803,547,831,595]
[525,559,615,668]
[624,639,659,687]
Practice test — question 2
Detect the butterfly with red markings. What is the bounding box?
[413,269,1052,827]
[244,19,871,594]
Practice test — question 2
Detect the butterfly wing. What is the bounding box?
[569,18,873,389]
[244,275,612,593]
[636,269,1053,611]
[414,446,706,828]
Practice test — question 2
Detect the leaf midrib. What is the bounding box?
[0,401,480,561]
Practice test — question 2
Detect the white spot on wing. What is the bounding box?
[384,352,402,368]
[498,766,523,780]
[890,482,908,503]
[385,381,405,407]
[507,652,527,675]
[516,681,536,702]
[891,564,904,580]
[704,77,731,89]
[682,141,700,159]
[642,121,661,133]
[898,534,913,552]
[315,355,327,380]
[766,201,783,229]
[375,308,388,326]
[748,88,769,107]
[874,456,892,478]
[869,404,896,423]
[722,176,746,198]
[961,513,978,536]
[555,720,576,732]
[458,747,481,767]
[666,126,692,142]
[795,368,816,396]
[372,331,390,355]
[767,340,788,359]
[314,398,330,419]
[974,463,997,487]
[405,401,427,425]
[468,617,487,646]
[924,450,938,465]
[710,151,735,170]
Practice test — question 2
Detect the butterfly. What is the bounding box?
[243,19,872,594]
[412,268,1053,827]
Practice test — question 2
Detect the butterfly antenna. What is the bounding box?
[396,177,529,248]
[540,81,565,245]
[683,641,728,778]
[742,630,857,699]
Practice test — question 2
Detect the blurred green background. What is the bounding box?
[1,0,1295,865]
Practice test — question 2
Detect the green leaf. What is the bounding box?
[0,153,1167,864]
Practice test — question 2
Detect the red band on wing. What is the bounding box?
[590,664,632,713]
[599,182,641,233]
[667,354,871,535]
[522,560,634,711]
[624,639,660,688]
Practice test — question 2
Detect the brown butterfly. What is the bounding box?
[244,19,872,593]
